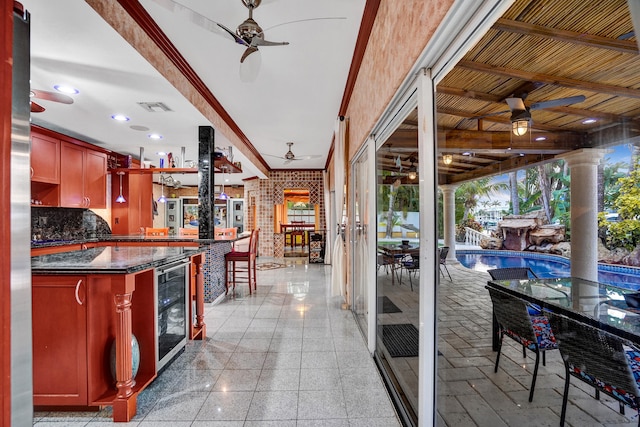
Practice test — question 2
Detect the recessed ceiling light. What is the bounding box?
[462,152,472,156]
[130,125,149,131]
[148,133,163,140]
[156,151,166,156]
[582,118,597,124]
[535,136,547,141]
[53,84,79,95]
[111,114,130,122]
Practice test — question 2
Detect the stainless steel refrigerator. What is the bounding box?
[12,4,34,424]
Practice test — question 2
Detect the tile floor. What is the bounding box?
[33,258,401,426]
[379,259,640,426]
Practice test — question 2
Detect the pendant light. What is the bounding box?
[218,166,229,200]
[157,173,166,203]
[115,171,126,203]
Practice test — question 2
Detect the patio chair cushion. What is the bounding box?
[503,315,557,351]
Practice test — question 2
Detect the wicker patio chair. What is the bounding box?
[487,287,558,402]
[546,311,640,427]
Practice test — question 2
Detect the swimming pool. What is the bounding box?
[457,249,640,290]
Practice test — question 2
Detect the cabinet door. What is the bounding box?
[31,133,60,183]
[60,142,86,207]
[85,150,107,209]
[32,275,88,406]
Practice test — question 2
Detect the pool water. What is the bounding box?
[457,251,640,290]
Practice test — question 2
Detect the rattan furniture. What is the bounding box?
[487,287,558,402]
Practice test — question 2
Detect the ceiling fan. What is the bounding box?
[265,142,322,164]
[473,89,586,136]
[29,89,74,113]
[152,0,288,64]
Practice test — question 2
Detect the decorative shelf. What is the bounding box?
[110,158,242,174]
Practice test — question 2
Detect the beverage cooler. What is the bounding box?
[164,197,199,234]
[214,198,244,233]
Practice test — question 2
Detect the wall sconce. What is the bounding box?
[115,171,126,203]
[157,173,166,203]
[442,154,453,165]
[512,119,530,136]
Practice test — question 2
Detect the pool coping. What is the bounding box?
[456,249,640,276]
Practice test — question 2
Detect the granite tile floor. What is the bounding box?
[33,258,401,426]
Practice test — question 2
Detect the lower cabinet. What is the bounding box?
[32,275,88,406]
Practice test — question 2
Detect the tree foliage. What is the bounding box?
[599,155,640,250]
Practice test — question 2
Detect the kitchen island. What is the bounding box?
[32,246,206,422]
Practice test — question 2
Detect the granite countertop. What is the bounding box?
[30,232,251,248]
[32,246,202,274]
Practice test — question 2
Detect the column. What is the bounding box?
[440,184,459,264]
[559,148,608,282]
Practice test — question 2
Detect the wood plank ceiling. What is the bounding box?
[381,0,640,185]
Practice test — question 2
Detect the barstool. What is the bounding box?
[224,229,259,295]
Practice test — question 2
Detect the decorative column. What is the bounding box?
[440,184,459,263]
[111,275,137,422]
[559,148,608,282]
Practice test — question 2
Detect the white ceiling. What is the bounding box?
[21,0,366,185]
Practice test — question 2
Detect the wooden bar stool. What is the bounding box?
[224,229,259,295]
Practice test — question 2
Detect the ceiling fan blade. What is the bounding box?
[264,17,346,32]
[240,46,259,63]
[217,23,250,46]
[31,89,73,104]
[150,0,232,40]
[505,97,526,111]
[239,50,262,82]
[529,95,586,110]
[30,101,45,113]
[250,36,289,47]
[296,154,323,160]
[264,153,285,159]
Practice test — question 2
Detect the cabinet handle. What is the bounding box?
[30,167,34,178]
[75,279,83,305]
[86,196,91,207]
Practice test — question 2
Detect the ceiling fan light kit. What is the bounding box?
[512,118,530,136]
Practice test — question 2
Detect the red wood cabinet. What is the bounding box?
[31,133,60,183]
[111,173,153,234]
[32,275,88,406]
[60,141,107,209]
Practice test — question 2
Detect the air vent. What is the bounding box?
[137,102,173,112]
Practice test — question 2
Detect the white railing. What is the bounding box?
[465,227,484,247]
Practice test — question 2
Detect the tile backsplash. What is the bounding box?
[31,207,111,242]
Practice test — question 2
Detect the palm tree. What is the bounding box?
[456,178,507,221]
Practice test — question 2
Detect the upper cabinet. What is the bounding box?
[60,142,107,209]
[31,128,107,209]
[31,133,60,183]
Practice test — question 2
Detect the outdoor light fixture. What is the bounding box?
[157,174,166,203]
[442,154,453,165]
[408,170,417,180]
[115,171,126,203]
[512,119,530,136]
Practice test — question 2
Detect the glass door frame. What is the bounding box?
[350,138,377,352]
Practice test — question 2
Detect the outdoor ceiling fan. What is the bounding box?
[264,142,322,165]
[29,88,74,113]
[473,89,586,136]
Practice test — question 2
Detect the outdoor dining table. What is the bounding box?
[486,277,640,351]
[378,244,418,286]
